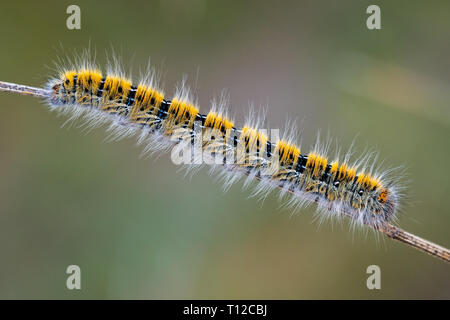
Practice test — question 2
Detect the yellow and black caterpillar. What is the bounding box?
[47,65,399,229]
[2,55,450,263]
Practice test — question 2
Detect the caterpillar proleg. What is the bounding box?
[0,57,449,264]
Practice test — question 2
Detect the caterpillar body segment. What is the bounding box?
[201,111,236,165]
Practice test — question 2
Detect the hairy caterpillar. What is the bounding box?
[0,55,448,263]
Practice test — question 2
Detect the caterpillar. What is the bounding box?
[0,56,449,263]
[48,65,397,227]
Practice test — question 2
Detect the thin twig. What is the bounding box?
[378,223,450,263]
[0,81,51,98]
[0,80,449,264]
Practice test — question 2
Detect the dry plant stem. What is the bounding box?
[378,223,450,263]
[1,80,449,264]
[0,81,51,98]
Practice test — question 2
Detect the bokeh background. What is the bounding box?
[0,0,449,299]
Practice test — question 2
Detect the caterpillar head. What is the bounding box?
[349,177,398,226]
[377,187,398,222]
[360,186,398,226]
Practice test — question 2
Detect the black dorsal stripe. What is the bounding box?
[320,164,332,182]
[126,86,137,106]
[97,78,105,96]
[71,74,78,103]
[296,154,307,174]
[157,100,170,120]
[196,114,207,126]
[72,74,78,92]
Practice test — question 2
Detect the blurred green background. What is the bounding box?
[0,0,449,299]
